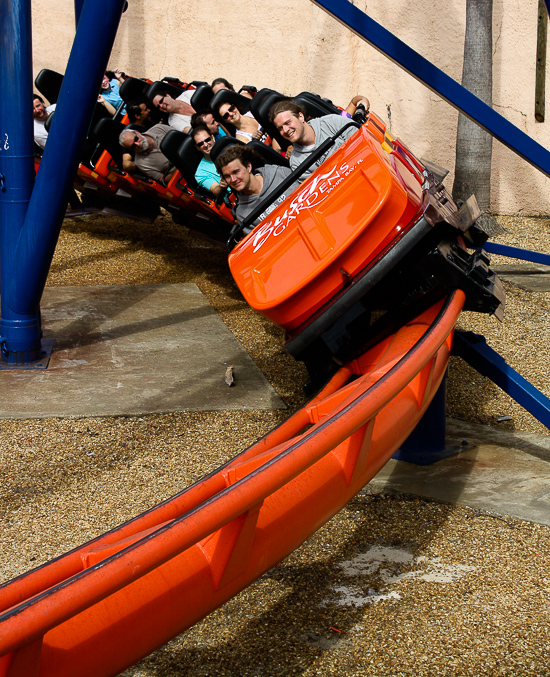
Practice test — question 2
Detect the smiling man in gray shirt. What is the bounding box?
[216,145,300,233]
[270,97,369,183]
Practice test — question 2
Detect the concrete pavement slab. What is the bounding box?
[493,263,550,292]
[369,417,550,525]
[0,284,285,419]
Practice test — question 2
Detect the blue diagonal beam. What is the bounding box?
[481,242,550,266]
[311,0,550,179]
[453,331,550,430]
[74,0,85,27]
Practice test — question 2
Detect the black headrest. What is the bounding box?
[210,90,251,123]
[249,88,288,150]
[146,80,188,103]
[210,136,244,165]
[191,85,214,113]
[160,130,201,187]
[119,77,150,103]
[249,88,284,116]
[247,140,290,168]
[238,85,258,97]
[161,76,185,85]
[44,111,55,133]
[34,69,64,105]
[293,91,340,118]
[92,118,126,168]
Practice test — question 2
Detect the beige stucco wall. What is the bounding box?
[31,0,550,215]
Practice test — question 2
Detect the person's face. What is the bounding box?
[274,110,306,143]
[33,98,47,121]
[219,103,240,125]
[101,75,111,91]
[194,130,214,156]
[153,94,174,113]
[203,113,219,135]
[136,103,152,123]
[124,131,150,153]
[212,83,229,94]
[221,159,252,192]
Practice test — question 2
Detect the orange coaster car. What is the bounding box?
[228,110,504,387]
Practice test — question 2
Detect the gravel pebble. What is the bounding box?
[0,211,549,676]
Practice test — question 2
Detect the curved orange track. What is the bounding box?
[0,290,465,677]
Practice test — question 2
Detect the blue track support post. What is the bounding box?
[393,374,464,465]
[0,0,126,365]
[0,0,41,363]
[311,0,550,179]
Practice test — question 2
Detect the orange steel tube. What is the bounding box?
[0,363,352,614]
[0,291,465,677]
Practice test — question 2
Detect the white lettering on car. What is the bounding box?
[251,158,363,254]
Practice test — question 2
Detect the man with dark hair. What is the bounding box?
[192,125,226,196]
[215,144,298,232]
[190,110,226,140]
[122,99,154,172]
[270,95,369,183]
[119,124,174,182]
[211,77,234,94]
[126,98,153,126]
[33,94,56,149]
[152,89,195,133]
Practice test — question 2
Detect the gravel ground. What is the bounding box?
[1,211,549,676]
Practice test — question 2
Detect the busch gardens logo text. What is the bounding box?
[251,158,363,254]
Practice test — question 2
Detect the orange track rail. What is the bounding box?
[0,290,465,677]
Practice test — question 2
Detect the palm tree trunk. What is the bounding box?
[452,0,493,212]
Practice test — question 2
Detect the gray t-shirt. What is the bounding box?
[135,124,172,182]
[236,164,299,232]
[289,114,357,182]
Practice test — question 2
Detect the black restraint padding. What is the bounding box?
[160,130,200,187]
[119,77,150,103]
[191,85,215,113]
[93,118,127,168]
[293,91,340,118]
[146,80,188,102]
[249,88,288,150]
[34,69,64,105]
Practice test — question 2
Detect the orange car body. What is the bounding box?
[228,114,426,332]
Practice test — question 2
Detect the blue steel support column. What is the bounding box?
[1,0,126,363]
[74,0,85,28]
[0,0,40,363]
[393,374,465,465]
[311,0,550,179]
